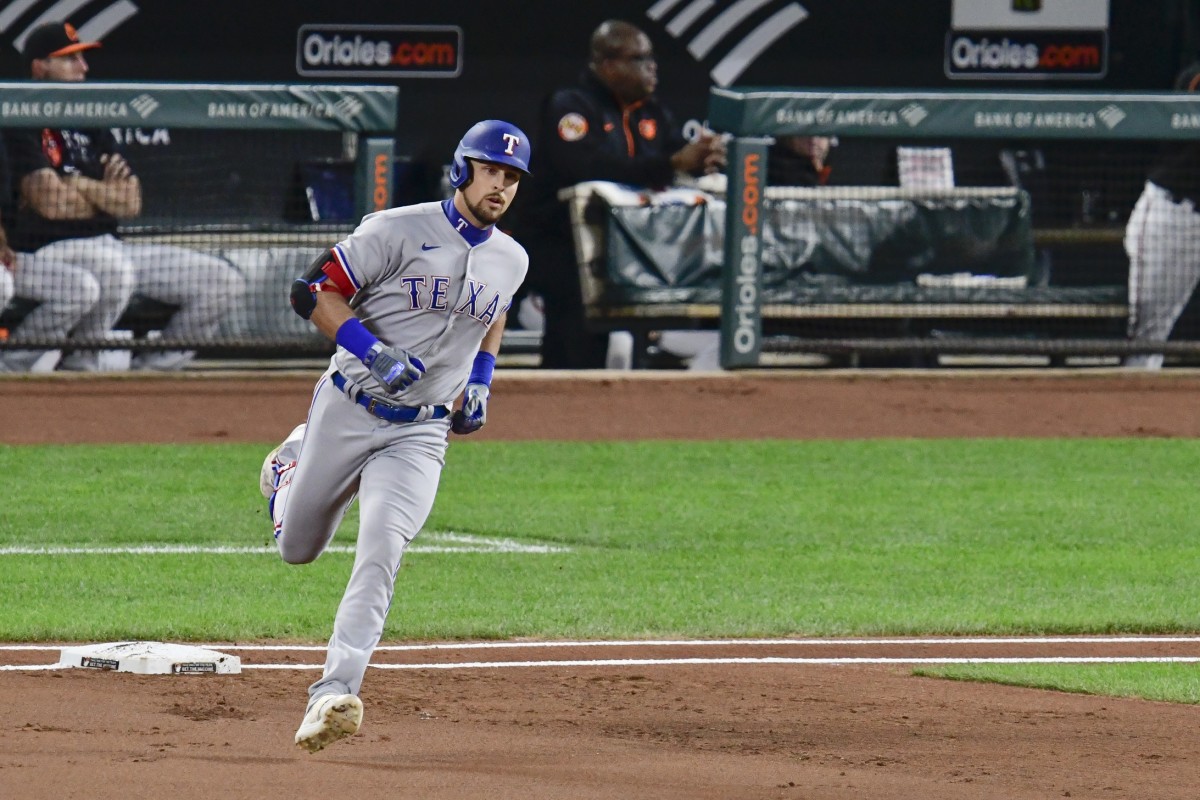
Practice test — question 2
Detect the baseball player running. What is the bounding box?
[260,119,531,753]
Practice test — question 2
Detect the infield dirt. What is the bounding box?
[2,369,1198,800]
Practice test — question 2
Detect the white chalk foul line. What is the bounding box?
[5,636,1200,653]
[7,655,1200,673]
[272,656,1200,670]
[306,635,1200,650]
[7,635,1200,671]
[0,663,66,671]
[0,531,570,556]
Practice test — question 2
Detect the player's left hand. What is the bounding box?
[450,382,490,435]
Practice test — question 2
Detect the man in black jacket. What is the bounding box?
[518,19,725,368]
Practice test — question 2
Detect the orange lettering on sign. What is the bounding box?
[373,154,389,210]
[741,153,760,235]
[392,42,456,66]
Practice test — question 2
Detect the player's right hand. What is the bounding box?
[363,342,425,393]
[100,153,133,182]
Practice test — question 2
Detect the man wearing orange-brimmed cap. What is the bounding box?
[2,21,243,373]
[22,21,100,75]
[0,22,106,372]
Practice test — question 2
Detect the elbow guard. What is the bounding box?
[289,250,338,320]
[290,279,316,320]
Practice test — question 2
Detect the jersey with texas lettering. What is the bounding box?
[2,127,125,251]
[323,199,527,405]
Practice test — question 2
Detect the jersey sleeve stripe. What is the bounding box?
[331,245,363,293]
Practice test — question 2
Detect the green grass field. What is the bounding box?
[3,438,1199,702]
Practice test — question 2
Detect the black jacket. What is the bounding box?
[522,69,688,226]
[4,127,125,251]
[767,148,831,187]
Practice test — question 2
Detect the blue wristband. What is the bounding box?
[468,351,496,388]
[335,318,379,362]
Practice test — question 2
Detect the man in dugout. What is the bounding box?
[515,19,726,369]
[2,21,241,371]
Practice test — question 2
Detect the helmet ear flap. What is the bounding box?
[450,156,473,190]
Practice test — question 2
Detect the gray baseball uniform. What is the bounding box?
[267,198,527,703]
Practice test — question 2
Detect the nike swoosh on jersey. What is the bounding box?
[421,242,441,251]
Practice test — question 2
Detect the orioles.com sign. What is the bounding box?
[946,31,1106,79]
[297,24,462,78]
[946,0,1108,80]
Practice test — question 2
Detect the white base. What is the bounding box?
[58,641,241,675]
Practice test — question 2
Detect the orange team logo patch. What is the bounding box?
[557,113,588,142]
[41,129,62,168]
[638,118,657,140]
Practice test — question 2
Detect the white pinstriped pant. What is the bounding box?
[1125,181,1200,364]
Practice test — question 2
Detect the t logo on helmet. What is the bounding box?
[501,133,520,155]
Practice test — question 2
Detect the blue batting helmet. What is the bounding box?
[449,119,532,189]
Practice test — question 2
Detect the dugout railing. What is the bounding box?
[679,88,1200,368]
[0,82,399,361]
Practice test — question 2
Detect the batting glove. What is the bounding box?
[363,342,425,393]
[450,382,490,435]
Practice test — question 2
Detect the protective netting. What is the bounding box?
[701,89,1200,366]
[0,82,395,370]
[0,129,355,365]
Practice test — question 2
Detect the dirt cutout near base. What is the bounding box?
[2,370,1199,800]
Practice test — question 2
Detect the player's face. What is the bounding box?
[34,52,88,81]
[602,33,657,104]
[460,160,522,227]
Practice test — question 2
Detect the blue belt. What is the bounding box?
[331,371,450,424]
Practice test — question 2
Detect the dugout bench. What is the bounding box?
[0,225,545,363]
[563,181,1129,367]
